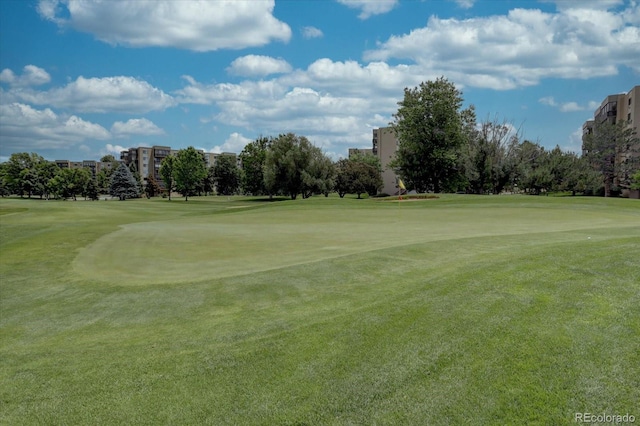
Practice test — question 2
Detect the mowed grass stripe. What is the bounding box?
[0,195,639,425]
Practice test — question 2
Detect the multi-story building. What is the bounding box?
[372,127,401,195]
[582,85,640,197]
[120,145,171,183]
[120,146,243,190]
[53,159,115,177]
[346,128,401,196]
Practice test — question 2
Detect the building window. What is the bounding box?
[629,97,632,105]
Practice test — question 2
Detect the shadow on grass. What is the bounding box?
[242,196,290,203]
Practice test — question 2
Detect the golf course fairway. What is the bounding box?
[1,194,638,424]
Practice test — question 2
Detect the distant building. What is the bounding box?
[582,85,640,197]
[120,145,171,183]
[372,127,401,195]
[348,129,401,195]
[53,159,115,177]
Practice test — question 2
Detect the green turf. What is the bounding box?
[1,195,639,425]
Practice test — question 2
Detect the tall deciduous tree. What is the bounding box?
[213,154,240,195]
[50,168,91,200]
[35,160,60,199]
[174,146,206,201]
[0,163,10,197]
[159,155,176,200]
[83,177,100,200]
[264,133,315,200]
[110,163,139,200]
[240,136,270,195]
[462,116,519,194]
[514,140,550,195]
[334,156,382,199]
[4,152,47,197]
[391,77,472,193]
[301,147,335,198]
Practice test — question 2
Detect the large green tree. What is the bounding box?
[0,163,10,197]
[49,168,91,200]
[391,77,472,193]
[174,146,207,201]
[240,136,271,195]
[264,133,315,200]
[334,156,382,199]
[462,116,520,195]
[34,160,60,199]
[213,154,240,195]
[83,177,100,201]
[301,147,335,198]
[109,163,139,200]
[4,152,52,198]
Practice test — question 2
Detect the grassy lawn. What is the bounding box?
[1,194,639,425]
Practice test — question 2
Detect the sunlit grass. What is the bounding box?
[1,195,639,424]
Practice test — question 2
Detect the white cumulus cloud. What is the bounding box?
[302,26,324,39]
[227,55,293,77]
[0,65,51,87]
[453,0,476,9]
[209,132,253,154]
[104,144,128,155]
[37,0,291,51]
[111,118,165,137]
[0,102,110,150]
[336,0,399,19]
[364,4,640,89]
[9,76,176,113]
[539,96,599,112]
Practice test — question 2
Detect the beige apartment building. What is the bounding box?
[349,131,398,195]
[372,127,401,195]
[120,146,240,187]
[54,159,115,177]
[582,85,640,197]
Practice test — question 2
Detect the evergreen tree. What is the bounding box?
[110,163,139,200]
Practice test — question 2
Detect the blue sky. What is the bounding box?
[1,0,638,162]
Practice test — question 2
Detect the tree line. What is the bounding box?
[157,134,382,201]
[391,77,640,196]
[0,135,383,201]
[2,77,638,200]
